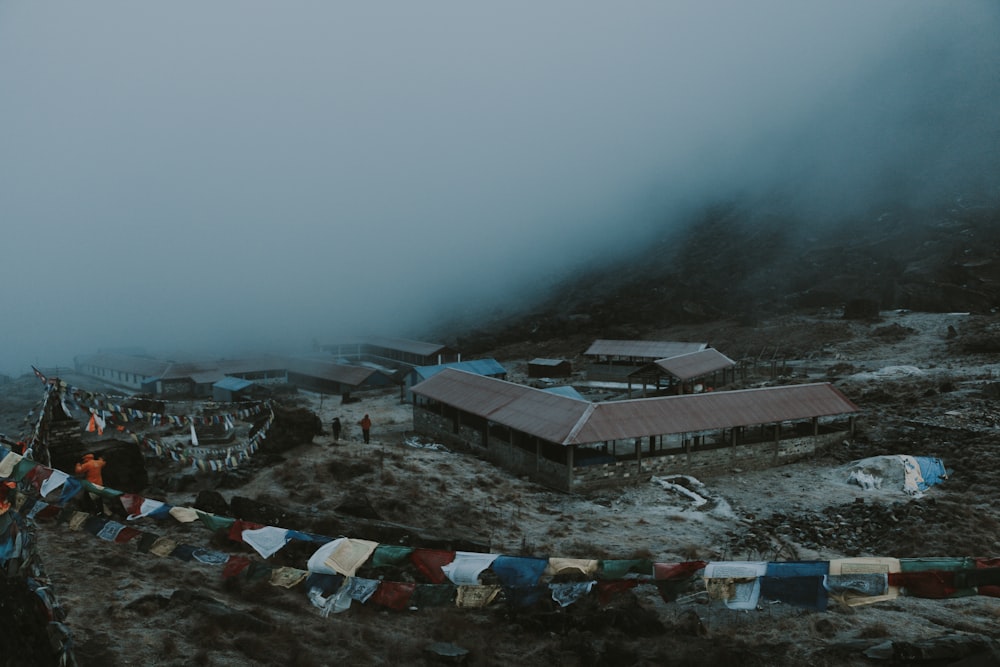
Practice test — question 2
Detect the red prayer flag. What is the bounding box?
[410,549,456,584]
[370,581,416,610]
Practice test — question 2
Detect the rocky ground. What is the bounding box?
[4,308,1000,666]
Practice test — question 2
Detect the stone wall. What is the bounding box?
[414,409,570,490]
[571,431,846,492]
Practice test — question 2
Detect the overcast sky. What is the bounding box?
[1,2,998,375]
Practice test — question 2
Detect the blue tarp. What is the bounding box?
[915,456,947,491]
[542,386,586,400]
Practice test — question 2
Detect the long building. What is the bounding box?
[320,336,459,369]
[411,369,859,492]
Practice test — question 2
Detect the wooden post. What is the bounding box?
[566,445,574,491]
[635,438,641,477]
[774,422,780,461]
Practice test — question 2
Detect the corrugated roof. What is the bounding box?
[529,358,569,366]
[325,336,453,356]
[76,353,170,378]
[412,370,592,443]
[572,384,858,444]
[412,358,506,382]
[213,377,255,391]
[216,356,288,374]
[287,359,379,385]
[412,370,859,446]
[159,362,226,382]
[649,348,736,382]
[585,340,707,359]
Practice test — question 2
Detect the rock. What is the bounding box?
[165,473,197,492]
[843,298,880,320]
[335,493,383,520]
[677,609,707,637]
[170,589,273,633]
[231,495,297,527]
[194,489,230,516]
[424,642,470,664]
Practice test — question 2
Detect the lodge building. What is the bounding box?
[411,369,859,493]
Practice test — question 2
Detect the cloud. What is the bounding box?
[0,2,997,374]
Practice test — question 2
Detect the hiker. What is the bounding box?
[75,452,106,486]
[75,453,107,514]
[359,414,371,444]
[331,417,342,442]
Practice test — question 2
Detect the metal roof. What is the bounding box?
[412,369,591,443]
[213,377,255,391]
[529,358,569,366]
[157,362,219,380]
[412,358,506,382]
[585,340,707,359]
[572,383,859,444]
[325,336,453,356]
[76,353,170,378]
[287,359,379,385]
[648,348,736,382]
[215,356,288,374]
[412,370,859,446]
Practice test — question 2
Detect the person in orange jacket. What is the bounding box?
[75,453,106,486]
[75,453,107,514]
[359,414,372,444]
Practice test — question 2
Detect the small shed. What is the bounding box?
[213,377,257,402]
[628,348,738,397]
[584,339,707,381]
[528,358,572,379]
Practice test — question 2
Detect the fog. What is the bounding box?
[1,2,998,376]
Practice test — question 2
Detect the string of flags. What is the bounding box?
[0,490,76,665]
[31,378,274,471]
[4,445,1000,616]
[46,378,270,429]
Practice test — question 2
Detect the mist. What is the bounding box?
[1,2,998,376]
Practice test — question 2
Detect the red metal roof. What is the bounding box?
[650,348,736,382]
[585,339,707,359]
[411,369,591,443]
[572,383,859,444]
[411,370,859,446]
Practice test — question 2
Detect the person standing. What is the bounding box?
[331,417,342,442]
[359,414,371,444]
[75,452,106,486]
[75,452,107,513]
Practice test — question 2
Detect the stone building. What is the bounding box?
[411,369,859,493]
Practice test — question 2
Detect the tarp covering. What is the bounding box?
[846,455,948,495]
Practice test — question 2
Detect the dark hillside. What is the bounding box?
[448,197,1000,353]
